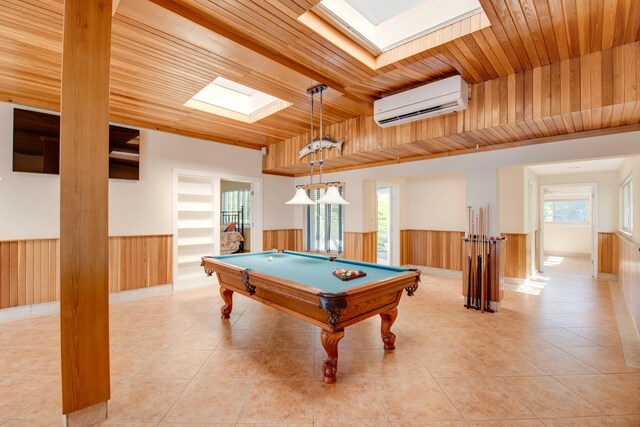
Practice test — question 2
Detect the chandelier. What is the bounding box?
[286,84,348,205]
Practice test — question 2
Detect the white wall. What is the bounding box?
[0,102,264,240]
[543,224,592,255]
[404,172,466,230]
[499,166,526,233]
[262,174,297,230]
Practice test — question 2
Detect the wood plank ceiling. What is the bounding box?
[0,0,639,174]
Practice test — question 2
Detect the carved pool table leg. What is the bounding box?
[380,307,398,350]
[320,329,345,384]
[219,286,234,319]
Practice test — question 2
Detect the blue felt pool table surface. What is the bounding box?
[212,250,412,294]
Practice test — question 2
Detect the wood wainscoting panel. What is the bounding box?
[400,230,465,271]
[263,229,303,252]
[617,233,640,337]
[0,239,59,309]
[501,233,529,279]
[598,232,619,275]
[109,235,173,293]
[344,232,377,263]
[0,235,172,310]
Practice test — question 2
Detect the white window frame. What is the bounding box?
[543,198,591,225]
[621,176,633,234]
[303,186,345,255]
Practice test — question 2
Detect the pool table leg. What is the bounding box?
[320,329,345,384]
[220,286,234,319]
[380,307,398,350]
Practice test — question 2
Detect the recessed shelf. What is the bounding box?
[178,220,215,229]
[178,202,214,212]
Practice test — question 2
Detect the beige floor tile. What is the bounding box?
[237,378,314,424]
[366,349,432,378]
[313,377,388,423]
[97,422,159,427]
[168,328,226,350]
[554,373,640,415]
[110,346,159,381]
[316,423,390,427]
[197,349,263,378]
[390,422,467,427]
[163,377,251,424]
[217,328,271,350]
[266,328,315,350]
[108,378,189,423]
[376,375,462,422]
[420,349,491,378]
[437,377,534,421]
[522,348,599,375]
[562,346,640,373]
[497,376,601,418]
[534,328,599,348]
[567,327,622,347]
[236,424,312,427]
[1,420,63,427]
[12,390,62,425]
[467,421,544,426]
[135,350,211,379]
[541,416,617,426]
[257,349,315,378]
[608,415,640,426]
[467,349,546,377]
[0,374,59,419]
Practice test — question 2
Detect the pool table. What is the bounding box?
[201,250,420,384]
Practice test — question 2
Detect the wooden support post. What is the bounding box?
[60,0,112,423]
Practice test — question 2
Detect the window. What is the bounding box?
[621,178,633,232]
[304,187,345,253]
[222,189,251,226]
[543,199,589,224]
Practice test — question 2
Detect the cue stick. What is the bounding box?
[480,206,485,313]
[466,206,472,309]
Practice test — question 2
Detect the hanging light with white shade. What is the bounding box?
[285,84,348,205]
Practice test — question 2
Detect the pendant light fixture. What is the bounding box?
[285,84,348,205]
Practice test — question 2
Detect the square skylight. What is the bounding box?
[319,0,482,51]
[184,77,291,123]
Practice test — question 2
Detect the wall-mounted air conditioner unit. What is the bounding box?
[373,75,469,128]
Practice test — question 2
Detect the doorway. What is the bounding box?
[172,169,262,290]
[220,180,253,253]
[539,184,598,277]
[376,183,399,265]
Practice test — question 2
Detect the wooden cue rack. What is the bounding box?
[461,204,505,312]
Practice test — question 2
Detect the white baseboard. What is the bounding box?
[173,276,214,291]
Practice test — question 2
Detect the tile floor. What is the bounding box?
[542,254,593,277]
[0,270,639,426]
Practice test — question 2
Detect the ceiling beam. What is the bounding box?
[146,0,373,110]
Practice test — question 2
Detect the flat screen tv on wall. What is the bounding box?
[12,108,141,180]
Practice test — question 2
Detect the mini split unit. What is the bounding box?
[373,75,469,128]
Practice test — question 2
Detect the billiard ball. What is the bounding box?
[268,256,273,261]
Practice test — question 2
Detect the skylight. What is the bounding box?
[184,77,291,123]
[319,0,482,51]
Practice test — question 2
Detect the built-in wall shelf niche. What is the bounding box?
[174,173,218,289]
